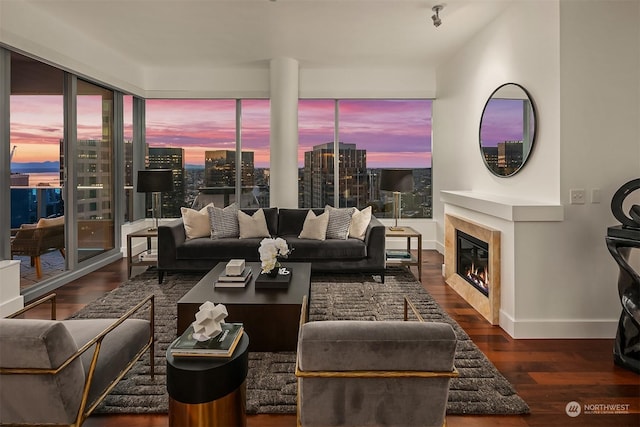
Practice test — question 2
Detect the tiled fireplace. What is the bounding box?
[444,214,501,325]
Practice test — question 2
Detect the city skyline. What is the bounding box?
[10,97,434,169]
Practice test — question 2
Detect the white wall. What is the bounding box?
[0,0,145,95]
[434,1,562,239]
[1,1,437,101]
[435,0,640,338]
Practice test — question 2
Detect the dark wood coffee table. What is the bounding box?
[177,262,311,352]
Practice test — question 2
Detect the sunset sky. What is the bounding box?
[10,96,435,169]
[480,98,532,147]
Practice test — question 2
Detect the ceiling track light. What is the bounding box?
[432,5,443,28]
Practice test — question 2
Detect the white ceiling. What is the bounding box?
[24,0,511,70]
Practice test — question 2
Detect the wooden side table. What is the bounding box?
[385,226,422,282]
[166,333,249,427]
[126,229,157,278]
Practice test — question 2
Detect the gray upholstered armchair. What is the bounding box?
[0,293,154,427]
[295,297,458,427]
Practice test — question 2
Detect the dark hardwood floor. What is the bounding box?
[19,251,640,427]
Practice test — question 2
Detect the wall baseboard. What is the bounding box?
[499,310,618,339]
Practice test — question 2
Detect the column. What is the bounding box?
[269,58,299,208]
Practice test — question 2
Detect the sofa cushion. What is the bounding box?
[277,208,324,236]
[349,206,372,240]
[324,205,355,240]
[176,237,263,260]
[208,203,239,239]
[285,237,366,260]
[181,203,213,240]
[298,210,329,241]
[238,208,271,239]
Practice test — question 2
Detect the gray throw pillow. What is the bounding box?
[324,205,355,240]
[208,203,239,239]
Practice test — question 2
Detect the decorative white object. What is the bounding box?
[226,259,245,276]
[258,237,291,274]
[192,301,228,341]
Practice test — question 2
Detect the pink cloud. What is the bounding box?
[11,96,432,170]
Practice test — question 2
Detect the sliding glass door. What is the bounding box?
[9,52,66,289]
[75,79,115,262]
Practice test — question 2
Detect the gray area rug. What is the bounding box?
[69,268,529,415]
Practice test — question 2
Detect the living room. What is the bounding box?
[1,1,639,426]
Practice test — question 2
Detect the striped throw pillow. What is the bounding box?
[324,205,355,240]
[208,203,239,239]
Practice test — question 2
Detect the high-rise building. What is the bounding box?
[302,142,367,208]
[202,150,257,207]
[71,138,112,220]
[204,150,255,188]
[148,147,185,218]
[497,141,524,173]
[123,139,134,222]
[482,146,498,170]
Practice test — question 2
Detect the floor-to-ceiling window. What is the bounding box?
[123,95,134,222]
[9,52,66,289]
[145,99,270,214]
[298,100,336,208]
[75,79,116,262]
[5,50,125,296]
[238,99,270,207]
[339,100,433,218]
[298,99,433,218]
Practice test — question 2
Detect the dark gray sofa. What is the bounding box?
[157,208,386,283]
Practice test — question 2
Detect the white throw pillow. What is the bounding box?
[181,203,213,240]
[208,203,240,239]
[324,205,355,240]
[349,206,372,240]
[298,210,329,241]
[238,209,271,239]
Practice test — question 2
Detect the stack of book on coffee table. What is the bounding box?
[215,260,252,288]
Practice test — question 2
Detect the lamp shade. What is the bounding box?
[379,169,414,193]
[137,169,173,193]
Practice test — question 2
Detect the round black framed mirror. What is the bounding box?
[479,83,537,177]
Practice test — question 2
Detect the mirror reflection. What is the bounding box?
[479,83,536,177]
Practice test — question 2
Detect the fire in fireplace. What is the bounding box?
[456,230,490,296]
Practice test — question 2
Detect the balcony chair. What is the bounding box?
[295,297,458,427]
[10,216,66,279]
[0,293,155,427]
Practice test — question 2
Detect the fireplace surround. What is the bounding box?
[445,214,501,324]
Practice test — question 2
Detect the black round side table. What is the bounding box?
[166,333,249,427]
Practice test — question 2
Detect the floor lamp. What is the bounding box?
[380,169,414,231]
[137,169,173,231]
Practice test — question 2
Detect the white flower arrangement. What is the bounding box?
[258,237,291,274]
